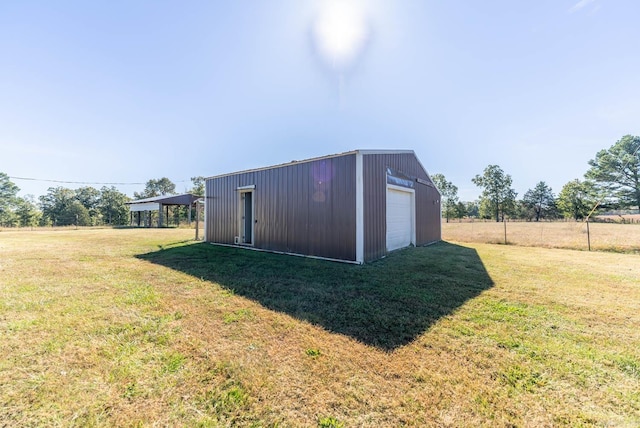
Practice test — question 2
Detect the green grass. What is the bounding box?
[137,239,493,350]
[1,228,639,426]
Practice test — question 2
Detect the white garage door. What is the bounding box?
[386,187,413,251]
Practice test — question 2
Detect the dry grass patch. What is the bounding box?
[1,228,639,426]
[443,220,640,253]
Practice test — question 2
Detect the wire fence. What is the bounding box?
[442,219,640,253]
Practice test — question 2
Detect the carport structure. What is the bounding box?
[126,193,202,227]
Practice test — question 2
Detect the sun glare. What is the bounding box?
[313,0,368,69]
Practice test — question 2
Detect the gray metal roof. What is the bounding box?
[205,149,416,180]
[126,193,202,205]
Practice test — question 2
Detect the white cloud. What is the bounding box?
[569,0,597,14]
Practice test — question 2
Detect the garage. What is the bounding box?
[386,186,415,251]
[205,150,441,263]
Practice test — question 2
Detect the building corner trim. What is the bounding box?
[355,152,364,263]
[203,182,207,242]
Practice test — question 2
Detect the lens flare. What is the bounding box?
[313,0,369,69]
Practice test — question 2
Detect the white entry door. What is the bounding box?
[386,186,414,251]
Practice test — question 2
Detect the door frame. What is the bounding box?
[237,185,255,245]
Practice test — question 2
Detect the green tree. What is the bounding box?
[513,200,534,221]
[15,195,41,227]
[99,186,130,225]
[40,186,109,226]
[431,173,459,222]
[39,187,92,226]
[557,179,597,220]
[472,165,518,222]
[64,201,91,226]
[0,172,20,226]
[478,198,491,220]
[586,135,640,210]
[522,181,556,221]
[465,201,479,218]
[454,201,468,219]
[134,177,176,199]
[75,186,101,225]
[190,176,205,197]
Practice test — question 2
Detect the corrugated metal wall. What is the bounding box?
[363,153,441,262]
[206,154,357,261]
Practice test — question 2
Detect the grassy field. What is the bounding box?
[442,220,640,253]
[1,229,639,426]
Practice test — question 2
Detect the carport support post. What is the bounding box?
[195,202,200,241]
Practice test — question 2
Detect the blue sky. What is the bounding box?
[2,0,639,201]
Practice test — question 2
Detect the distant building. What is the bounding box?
[127,193,201,227]
[204,150,441,263]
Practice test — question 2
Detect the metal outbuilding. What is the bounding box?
[127,193,202,227]
[204,150,441,263]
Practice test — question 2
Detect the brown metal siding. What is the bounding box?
[363,153,441,262]
[206,154,357,261]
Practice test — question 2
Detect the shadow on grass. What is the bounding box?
[136,241,493,351]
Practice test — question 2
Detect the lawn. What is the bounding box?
[1,228,639,426]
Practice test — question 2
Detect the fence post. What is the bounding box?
[504,219,507,245]
[586,219,591,251]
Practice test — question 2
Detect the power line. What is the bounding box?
[8,176,190,186]
[10,176,144,185]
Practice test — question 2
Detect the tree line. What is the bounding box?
[0,175,205,227]
[2,135,637,226]
[433,135,640,222]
